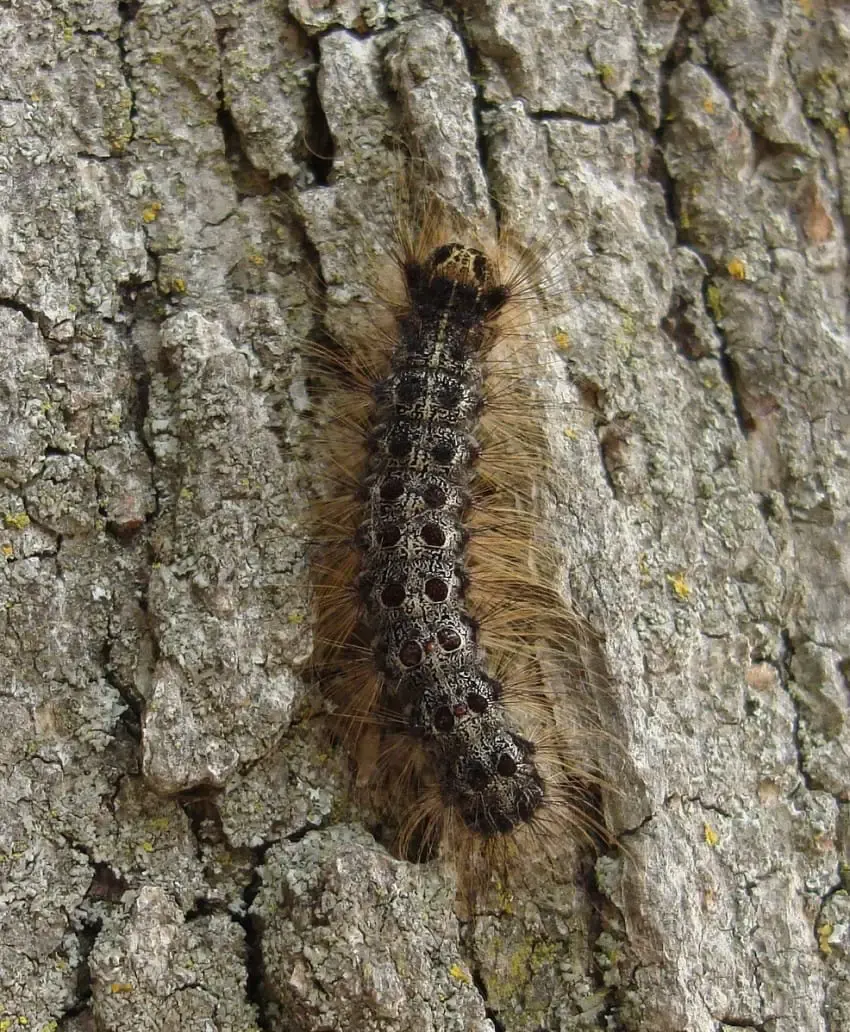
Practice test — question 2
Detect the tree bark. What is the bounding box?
[1,2,848,1031]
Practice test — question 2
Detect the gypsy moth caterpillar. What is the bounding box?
[307,179,611,888]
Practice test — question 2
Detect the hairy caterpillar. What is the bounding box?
[308,187,607,880]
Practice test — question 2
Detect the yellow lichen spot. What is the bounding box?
[95,79,105,89]
[4,513,30,530]
[563,427,578,441]
[142,201,162,223]
[667,571,692,600]
[179,487,193,501]
[727,258,746,280]
[836,125,849,142]
[141,840,154,853]
[248,253,266,266]
[41,1023,59,1032]
[598,64,616,88]
[702,97,715,115]
[638,553,650,578]
[147,816,170,832]
[110,983,134,994]
[449,963,472,985]
[18,1020,28,1028]
[0,1020,10,1031]
[554,328,570,350]
[170,277,187,294]
[817,922,833,955]
[704,823,720,847]
[1,543,14,559]
[30,92,41,103]
[706,283,723,321]
[796,0,813,15]
[287,611,304,625]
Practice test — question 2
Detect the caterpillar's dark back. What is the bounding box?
[357,242,544,836]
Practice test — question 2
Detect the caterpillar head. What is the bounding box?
[443,721,545,836]
[424,243,492,288]
[405,243,509,322]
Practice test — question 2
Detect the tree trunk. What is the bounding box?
[1,2,847,1031]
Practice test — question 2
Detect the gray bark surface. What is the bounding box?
[1,2,848,1031]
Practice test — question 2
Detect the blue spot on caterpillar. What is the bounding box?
[309,194,608,876]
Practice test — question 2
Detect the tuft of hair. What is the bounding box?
[306,176,616,898]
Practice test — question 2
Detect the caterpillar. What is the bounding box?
[308,185,607,882]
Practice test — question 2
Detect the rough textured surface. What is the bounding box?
[1,2,847,1031]
[252,825,493,1031]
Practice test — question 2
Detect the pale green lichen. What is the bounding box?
[706,283,724,322]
